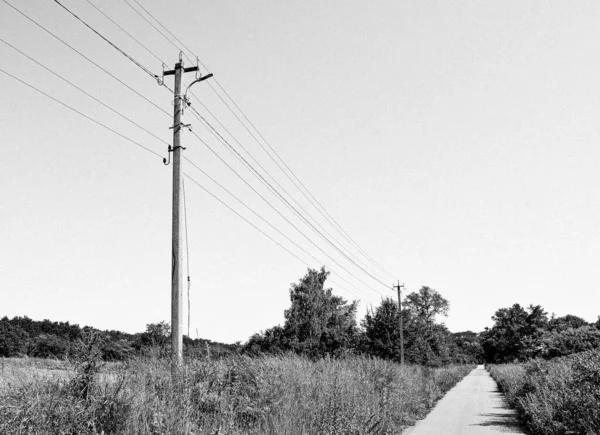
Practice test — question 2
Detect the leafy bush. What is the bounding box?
[488,349,600,435]
[538,326,600,359]
[29,333,70,358]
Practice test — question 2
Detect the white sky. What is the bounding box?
[1,0,599,343]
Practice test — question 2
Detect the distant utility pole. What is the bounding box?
[393,281,405,365]
[163,53,211,367]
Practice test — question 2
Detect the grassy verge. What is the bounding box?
[0,355,473,434]
[488,349,600,435]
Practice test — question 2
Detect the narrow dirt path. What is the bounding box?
[402,365,525,435]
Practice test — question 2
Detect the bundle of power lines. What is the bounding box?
[0,0,398,313]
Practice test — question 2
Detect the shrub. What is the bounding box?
[29,333,70,359]
[488,349,600,435]
[538,326,600,359]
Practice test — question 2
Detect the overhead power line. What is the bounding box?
[111,0,397,281]
[120,0,194,64]
[183,156,373,299]
[53,0,159,82]
[103,0,397,288]
[185,93,390,286]
[203,81,398,282]
[188,106,391,291]
[1,0,170,118]
[0,67,164,160]
[0,37,169,149]
[128,0,196,62]
[83,0,166,65]
[183,172,360,300]
[186,127,383,296]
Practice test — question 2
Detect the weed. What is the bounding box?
[0,354,473,434]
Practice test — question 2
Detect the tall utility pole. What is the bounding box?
[394,281,405,365]
[163,54,198,366]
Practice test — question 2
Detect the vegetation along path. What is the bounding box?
[403,365,525,435]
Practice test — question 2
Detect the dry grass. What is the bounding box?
[0,357,70,389]
[0,354,473,434]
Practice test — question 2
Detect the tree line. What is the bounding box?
[244,267,481,365]
[481,303,600,363]
[0,316,238,360]
[244,268,600,365]
[2,267,598,365]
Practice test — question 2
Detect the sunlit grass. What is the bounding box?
[0,354,474,434]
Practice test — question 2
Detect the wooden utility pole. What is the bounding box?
[163,54,198,367]
[394,281,405,365]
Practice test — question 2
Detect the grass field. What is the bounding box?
[0,354,473,434]
[488,349,600,435]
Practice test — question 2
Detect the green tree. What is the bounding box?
[29,333,69,358]
[145,321,170,341]
[244,268,358,357]
[404,323,452,366]
[6,316,38,336]
[283,267,358,357]
[539,326,600,359]
[245,325,290,355]
[133,321,171,352]
[481,303,548,363]
[360,289,454,366]
[0,319,28,357]
[450,331,484,363]
[360,298,406,361]
[404,286,449,330]
[548,314,588,332]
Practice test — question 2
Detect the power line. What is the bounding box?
[120,0,194,64]
[1,0,170,118]
[83,0,166,66]
[0,37,170,149]
[203,81,398,282]
[128,0,196,63]
[108,0,397,284]
[188,106,390,291]
[183,47,395,280]
[186,93,390,285]
[186,127,383,296]
[190,112,391,292]
[123,4,396,280]
[183,172,360,300]
[53,0,159,81]
[0,66,164,160]
[182,43,397,280]
[183,156,372,299]
[144,19,393,283]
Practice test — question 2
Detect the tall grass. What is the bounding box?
[488,349,600,435]
[0,354,473,434]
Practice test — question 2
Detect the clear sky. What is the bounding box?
[1,0,599,344]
